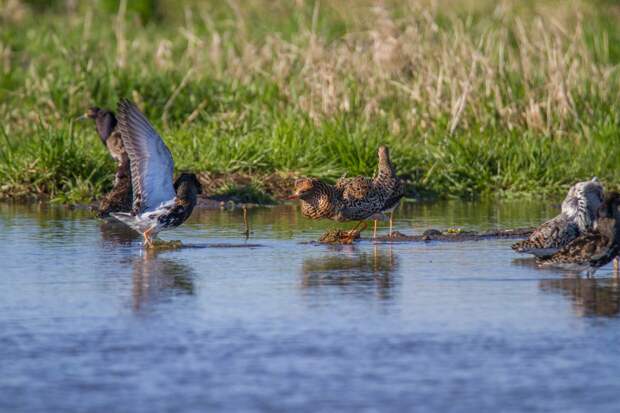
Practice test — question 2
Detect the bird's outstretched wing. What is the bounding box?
[117,99,175,213]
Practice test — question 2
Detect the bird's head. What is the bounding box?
[288,178,321,200]
[77,107,102,121]
[597,192,620,221]
[77,107,117,142]
[174,173,203,196]
[378,145,390,160]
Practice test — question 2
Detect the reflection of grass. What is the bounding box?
[2,0,620,202]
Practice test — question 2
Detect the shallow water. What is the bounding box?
[1,200,620,413]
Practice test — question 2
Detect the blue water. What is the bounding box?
[1,201,619,412]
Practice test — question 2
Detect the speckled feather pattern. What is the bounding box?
[536,192,620,275]
[512,179,603,256]
[298,146,403,222]
[299,180,341,220]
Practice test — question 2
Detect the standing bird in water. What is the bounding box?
[111,99,202,248]
[537,192,620,277]
[335,146,404,238]
[373,145,404,237]
[512,178,604,257]
[290,145,402,240]
[79,107,133,217]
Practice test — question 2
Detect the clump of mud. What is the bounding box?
[318,229,362,244]
[149,239,184,250]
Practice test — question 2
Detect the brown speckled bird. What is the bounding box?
[335,145,404,237]
[290,146,402,238]
[373,145,404,236]
[110,99,203,247]
[537,192,620,277]
[79,106,133,218]
[512,178,604,257]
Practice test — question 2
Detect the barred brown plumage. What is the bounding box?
[290,145,403,239]
[537,192,620,277]
[375,146,404,236]
[512,178,603,257]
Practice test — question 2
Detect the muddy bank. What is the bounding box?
[197,171,296,204]
[373,227,534,242]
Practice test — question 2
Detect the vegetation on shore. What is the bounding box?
[1,0,620,203]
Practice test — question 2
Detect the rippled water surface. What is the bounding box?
[2,200,620,412]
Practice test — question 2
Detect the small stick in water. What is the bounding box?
[242,205,250,239]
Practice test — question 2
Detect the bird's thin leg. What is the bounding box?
[614,257,619,272]
[143,228,154,248]
[389,212,394,237]
[373,220,377,239]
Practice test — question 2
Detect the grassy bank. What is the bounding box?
[1,0,620,203]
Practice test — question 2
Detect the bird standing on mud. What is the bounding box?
[370,145,404,237]
[512,178,604,257]
[79,107,133,218]
[537,192,620,277]
[110,100,203,248]
[290,145,403,241]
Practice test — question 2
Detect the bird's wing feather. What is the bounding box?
[512,214,577,252]
[539,233,610,265]
[117,99,175,213]
[339,176,372,201]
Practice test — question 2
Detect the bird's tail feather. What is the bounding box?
[110,212,146,233]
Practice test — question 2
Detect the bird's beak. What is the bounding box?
[75,113,89,121]
[287,193,300,200]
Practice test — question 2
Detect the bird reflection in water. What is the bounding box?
[131,249,195,312]
[300,245,397,299]
[540,277,620,317]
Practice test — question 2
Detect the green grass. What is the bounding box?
[1,0,620,203]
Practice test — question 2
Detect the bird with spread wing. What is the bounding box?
[110,99,202,247]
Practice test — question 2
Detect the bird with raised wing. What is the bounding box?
[110,99,202,247]
[512,178,604,257]
[537,192,620,277]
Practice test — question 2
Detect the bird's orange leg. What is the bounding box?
[143,228,154,248]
